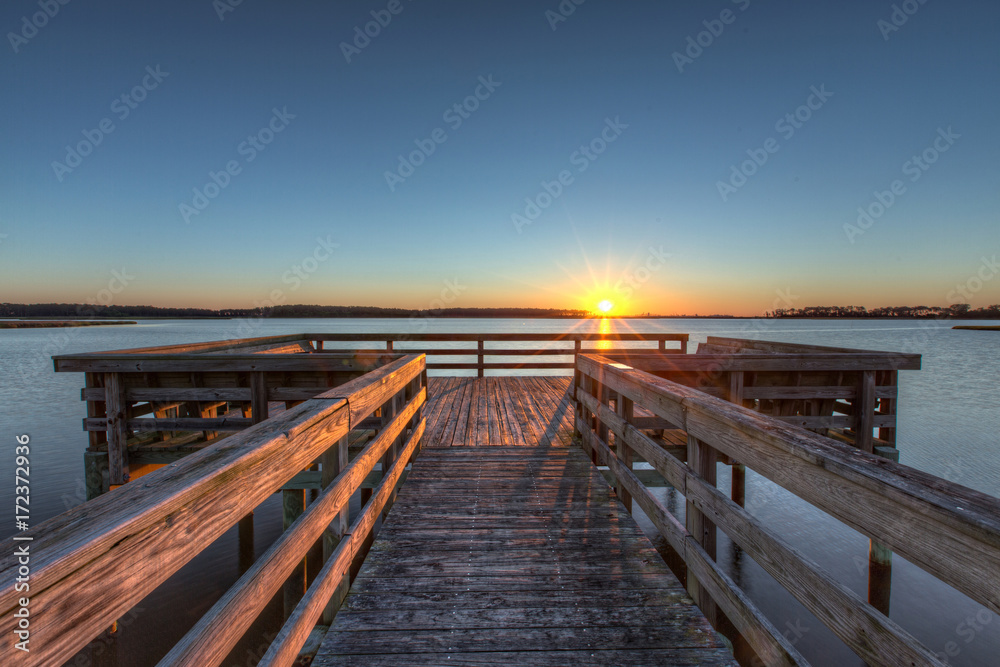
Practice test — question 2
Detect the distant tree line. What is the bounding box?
[767,304,1000,318]
[0,303,590,319]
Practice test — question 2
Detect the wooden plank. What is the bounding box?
[486,378,502,446]
[84,417,252,432]
[316,445,731,665]
[496,376,527,446]
[685,472,944,667]
[596,352,921,372]
[314,648,734,666]
[256,419,426,667]
[0,398,350,667]
[856,370,876,453]
[0,356,427,667]
[158,390,424,667]
[104,372,130,485]
[54,353,404,373]
[454,377,475,446]
[250,371,269,425]
[579,353,1000,619]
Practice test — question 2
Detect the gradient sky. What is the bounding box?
[2,0,998,316]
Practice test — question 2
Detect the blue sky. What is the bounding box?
[2,0,998,315]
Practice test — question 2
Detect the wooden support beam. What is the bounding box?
[251,372,269,424]
[856,370,876,453]
[729,371,746,507]
[686,435,718,626]
[321,435,349,624]
[615,395,634,512]
[104,373,130,485]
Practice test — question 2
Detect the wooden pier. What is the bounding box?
[3,332,999,667]
[315,446,734,666]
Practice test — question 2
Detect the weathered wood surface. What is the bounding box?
[158,390,424,667]
[0,354,425,667]
[314,447,735,666]
[422,376,575,446]
[577,353,1000,633]
[598,352,920,372]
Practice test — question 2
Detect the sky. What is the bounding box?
[1,0,998,316]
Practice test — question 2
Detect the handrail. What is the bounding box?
[0,354,426,666]
[54,331,691,376]
[574,353,1000,667]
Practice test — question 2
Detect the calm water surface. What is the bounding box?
[1,318,998,665]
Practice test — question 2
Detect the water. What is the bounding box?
[2,318,998,665]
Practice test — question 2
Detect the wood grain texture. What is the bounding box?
[314,446,734,667]
[421,377,574,447]
[0,356,427,667]
[577,351,1000,664]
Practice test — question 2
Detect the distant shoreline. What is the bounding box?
[0,320,137,329]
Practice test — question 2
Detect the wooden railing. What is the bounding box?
[574,352,1000,667]
[304,332,689,375]
[55,332,687,490]
[596,338,920,456]
[0,354,427,667]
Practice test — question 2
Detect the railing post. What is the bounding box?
[573,354,583,440]
[590,376,605,466]
[855,370,876,453]
[322,434,350,623]
[729,371,746,507]
[686,434,718,625]
[477,339,485,378]
[616,395,634,513]
[869,443,896,616]
[250,371,269,424]
[878,370,898,448]
[104,372,130,486]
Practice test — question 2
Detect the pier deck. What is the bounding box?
[314,446,735,666]
[423,376,576,447]
[24,335,987,667]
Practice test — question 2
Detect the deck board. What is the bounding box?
[421,376,575,447]
[314,446,735,666]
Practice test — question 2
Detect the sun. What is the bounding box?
[597,300,614,314]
